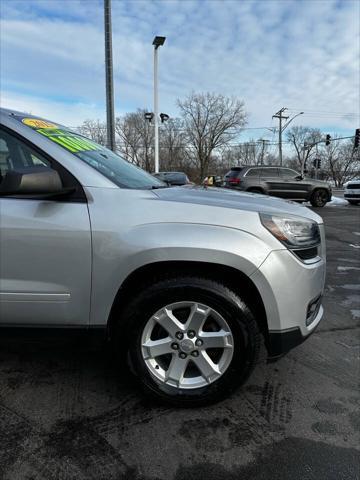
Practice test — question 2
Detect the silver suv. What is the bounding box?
[224,166,332,207]
[0,109,326,405]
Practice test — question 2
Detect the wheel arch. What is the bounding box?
[107,260,269,347]
[310,187,331,202]
[247,187,266,194]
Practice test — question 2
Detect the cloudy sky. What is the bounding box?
[1,0,359,145]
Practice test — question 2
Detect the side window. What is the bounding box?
[279,168,299,178]
[0,127,85,201]
[0,128,51,181]
[0,137,9,177]
[245,168,260,177]
[261,168,279,177]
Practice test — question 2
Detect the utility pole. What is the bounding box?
[272,108,288,166]
[258,139,269,165]
[104,0,115,151]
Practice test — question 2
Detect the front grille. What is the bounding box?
[294,246,319,261]
[347,184,360,189]
[344,193,360,198]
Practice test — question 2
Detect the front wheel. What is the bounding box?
[120,276,260,406]
[310,189,329,207]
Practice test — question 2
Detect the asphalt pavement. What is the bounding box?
[0,203,359,480]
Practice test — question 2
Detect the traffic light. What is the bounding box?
[325,134,331,146]
[355,128,360,148]
[313,158,321,169]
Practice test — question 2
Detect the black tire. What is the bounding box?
[348,200,359,205]
[118,276,261,406]
[247,188,265,195]
[310,189,329,207]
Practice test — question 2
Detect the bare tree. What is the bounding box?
[263,152,278,165]
[286,126,322,173]
[177,92,247,180]
[322,138,360,187]
[219,139,271,169]
[115,109,154,170]
[159,118,189,171]
[115,114,142,165]
[219,146,242,170]
[239,140,267,165]
[77,119,107,145]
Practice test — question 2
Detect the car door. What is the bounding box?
[0,127,91,326]
[260,167,284,197]
[279,168,311,200]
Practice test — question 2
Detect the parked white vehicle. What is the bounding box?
[0,108,326,405]
[344,179,360,205]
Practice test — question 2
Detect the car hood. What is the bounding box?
[306,178,331,188]
[153,186,323,223]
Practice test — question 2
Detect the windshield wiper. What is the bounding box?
[151,185,169,189]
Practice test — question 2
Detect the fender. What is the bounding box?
[89,222,274,326]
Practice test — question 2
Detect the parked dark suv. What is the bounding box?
[224,166,332,207]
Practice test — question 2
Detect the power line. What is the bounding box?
[286,109,359,119]
[113,135,355,150]
[287,108,359,115]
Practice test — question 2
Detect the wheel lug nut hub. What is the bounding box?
[171,342,179,350]
[179,352,187,359]
[195,339,203,347]
[188,330,195,338]
[191,350,199,357]
[175,332,184,340]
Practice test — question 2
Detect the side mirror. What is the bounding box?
[0,167,64,196]
[295,174,303,181]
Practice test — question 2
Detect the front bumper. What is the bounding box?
[250,225,326,356]
[344,192,360,200]
[267,303,323,357]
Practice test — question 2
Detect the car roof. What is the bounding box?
[1,107,28,117]
[0,107,69,131]
[230,165,296,169]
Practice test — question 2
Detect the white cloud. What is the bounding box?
[0,90,106,126]
[0,0,359,136]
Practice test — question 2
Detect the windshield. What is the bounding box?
[73,148,166,189]
[225,168,243,178]
[155,172,188,184]
[16,115,166,190]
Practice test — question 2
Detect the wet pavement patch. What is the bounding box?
[0,204,359,480]
[313,398,347,415]
[311,421,338,435]
[174,438,359,480]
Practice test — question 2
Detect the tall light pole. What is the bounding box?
[282,111,304,131]
[152,36,166,173]
[104,0,115,151]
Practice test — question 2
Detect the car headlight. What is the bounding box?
[259,213,320,248]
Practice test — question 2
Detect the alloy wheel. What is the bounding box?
[141,301,234,389]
